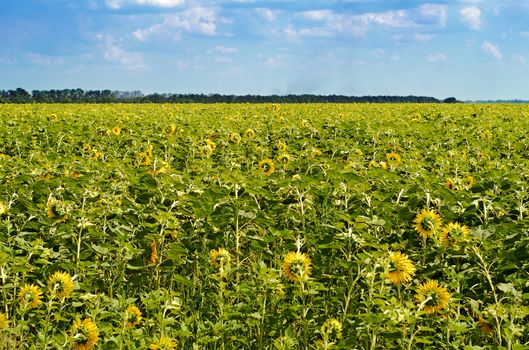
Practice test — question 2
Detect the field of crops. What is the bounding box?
[0,103,528,349]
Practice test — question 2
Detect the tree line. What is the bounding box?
[0,88,459,104]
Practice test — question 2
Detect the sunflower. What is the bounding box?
[258,159,275,176]
[210,248,231,268]
[111,126,121,135]
[229,132,241,144]
[414,209,442,239]
[243,128,256,140]
[149,335,176,350]
[199,144,214,158]
[0,201,8,216]
[48,271,74,299]
[415,279,451,314]
[277,153,291,168]
[444,178,455,190]
[205,138,216,151]
[125,305,142,327]
[282,252,312,283]
[167,123,177,136]
[386,152,401,169]
[439,222,470,248]
[463,175,475,190]
[386,252,416,286]
[149,240,158,265]
[277,140,288,152]
[0,312,8,329]
[71,318,99,350]
[18,284,43,309]
[320,318,343,340]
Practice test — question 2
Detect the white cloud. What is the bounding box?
[263,53,291,69]
[389,54,400,62]
[482,41,502,60]
[208,45,238,54]
[28,54,64,65]
[301,10,334,22]
[98,34,149,71]
[414,33,434,42]
[133,7,217,41]
[256,8,275,22]
[106,0,184,9]
[512,54,526,65]
[419,4,447,27]
[427,52,448,63]
[460,6,482,30]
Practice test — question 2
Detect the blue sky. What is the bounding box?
[1,0,528,100]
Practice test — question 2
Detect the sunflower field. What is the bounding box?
[0,103,529,349]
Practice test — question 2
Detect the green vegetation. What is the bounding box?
[0,103,528,349]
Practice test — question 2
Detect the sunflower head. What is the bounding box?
[111,126,121,135]
[414,209,442,239]
[0,201,8,216]
[440,222,470,248]
[386,152,401,169]
[385,251,416,286]
[229,132,241,144]
[258,159,275,176]
[71,318,99,350]
[277,153,291,168]
[243,128,256,140]
[282,252,312,283]
[199,144,214,158]
[18,284,43,309]
[125,305,142,327]
[0,312,8,329]
[210,248,231,268]
[149,335,177,350]
[48,271,74,299]
[444,178,455,190]
[320,318,343,341]
[463,175,475,190]
[415,279,451,314]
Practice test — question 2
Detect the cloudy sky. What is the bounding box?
[1,0,528,100]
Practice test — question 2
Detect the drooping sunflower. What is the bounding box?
[386,251,416,286]
[415,279,451,314]
[149,240,158,265]
[228,132,241,144]
[48,271,74,299]
[125,305,142,327]
[282,252,312,283]
[243,128,256,140]
[320,318,343,340]
[414,209,442,239]
[18,283,43,309]
[71,318,99,350]
[149,335,177,350]
[258,159,275,176]
[386,152,401,169]
[210,248,231,268]
[277,153,291,168]
[0,312,8,329]
[439,222,470,248]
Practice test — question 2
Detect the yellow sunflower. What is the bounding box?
[414,209,442,239]
[149,240,158,265]
[205,138,216,151]
[439,222,470,248]
[0,312,8,329]
[71,318,99,350]
[243,128,256,140]
[210,248,231,268]
[282,252,312,283]
[199,144,214,158]
[277,153,291,168]
[0,201,8,216]
[444,178,455,190]
[320,318,343,340]
[18,283,43,309]
[386,252,416,286]
[125,305,142,327]
[48,271,74,299]
[229,132,241,144]
[150,335,176,350]
[386,152,401,169]
[415,279,451,314]
[111,126,121,135]
[258,159,275,176]
[463,175,475,190]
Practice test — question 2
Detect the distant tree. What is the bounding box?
[443,97,458,103]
